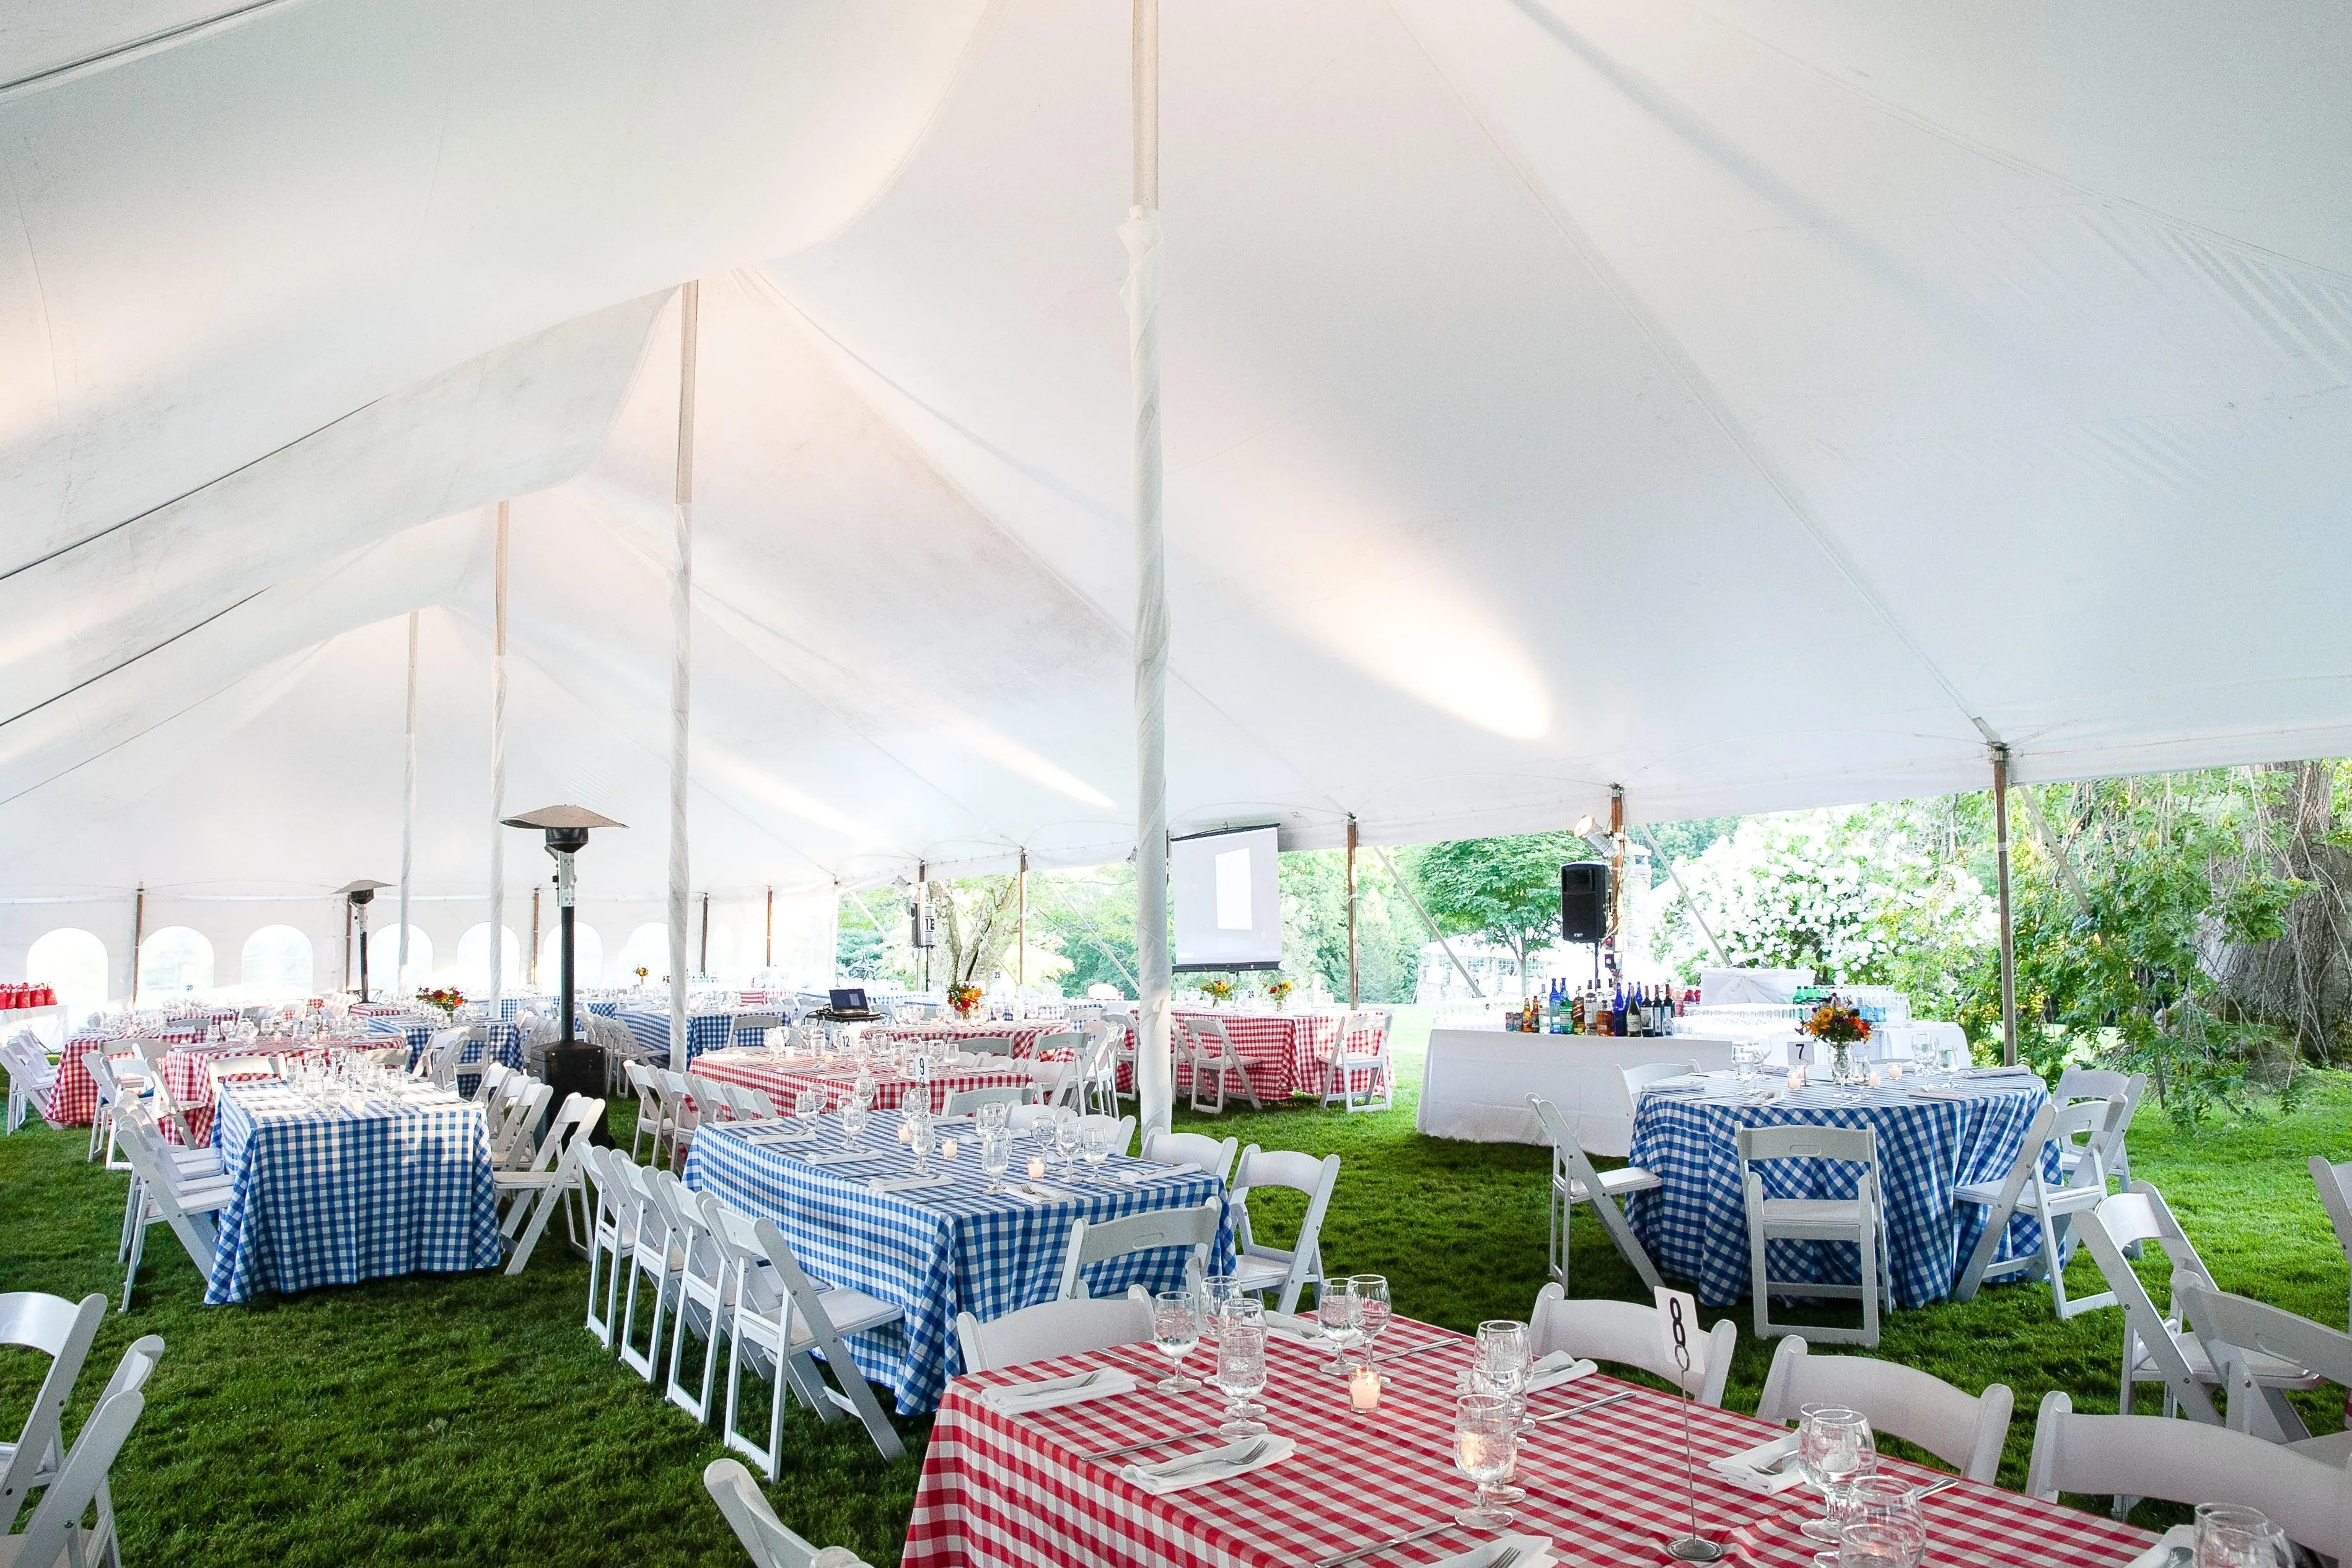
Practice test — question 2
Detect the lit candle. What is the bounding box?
[941,1137,959,1160]
[1887,1060,1905,1080]
[1787,1067,1805,1092]
[897,1121,913,1144]
[1866,1067,1883,1088]
[1349,1365,1382,1412]
[1028,1155,1047,1181]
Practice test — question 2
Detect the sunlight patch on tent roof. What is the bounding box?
[935,716,1114,810]
[698,745,878,843]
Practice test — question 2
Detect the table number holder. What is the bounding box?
[1656,1286,1726,1564]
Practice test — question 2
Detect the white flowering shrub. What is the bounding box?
[1649,806,1995,1021]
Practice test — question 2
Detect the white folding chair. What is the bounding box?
[1071,1029,1121,1117]
[1228,1145,1339,1314]
[1055,1198,1222,1300]
[1756,1334,2011,1481]
[2081,1185,2318,1437]
[726,1211,906,1468]
[488,1080,555,1172]
[581,1146,633,1351]
[0,1388,147,1568]
[1179,1016,1262,1115]
[1073,1111,1135,1158]
[958,1036,1017,1058]
[1141,1130,1238,1184]
[2311,1155,2352,1329]
[203,1056,278,1102]
[617,1158,688,1383]
[655,1168,732,1425]
[623,1061,672,1164]
[2053,1067,2146,1190]
[2027,1390,2352,1558]
[687,1074,736,1129]
[955,1295,1152,1373]
[703,1456,876,1568]
[112,1102,234,1312]
[470,1060,511,1105]
[655,1069,700,1168]
[496,1093,604,1274]
[1737,1124,1890,1348]
[1530,1283,1734,1407]
[1621,1061,1698,1100]
[1528,1095,1662,1295]
[0,1292,105,1531]
[2179,1280,2352,1463]
[83,1053,139,1172]
[1951,1098,2117,1318]
[941,1085,1024,1116]
[46,1334,165,1568]
[1,1034,58,1134]
[1321,1010,1394,1113]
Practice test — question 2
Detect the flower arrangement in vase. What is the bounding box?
[948,983,984,1019]
[417,986,466,1014]
[1802,1001,1871,1085]
[1197,977,1235,1006]
[1265,978,1294,1011]
[633,966,650,986]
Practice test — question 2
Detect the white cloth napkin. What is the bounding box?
[1525,1351,1598,1393]
[1708,1434,1808,1494]
[1263,1310,1325,1341]
[801,1149,894,1167]
[2122,1524,2192,1568]
[869,1175,956,1196]
[1120,1435,1295,1495]
[1907,1087,1975,1102]
[978,1369,1137,1415]
[1116,1162,1201,1185]
[1431,1536,1553,1568]
[740,1126,818,1144]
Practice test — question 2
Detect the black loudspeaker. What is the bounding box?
[1561,862,1611,943]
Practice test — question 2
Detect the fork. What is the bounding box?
[1151,1437,1270,1480]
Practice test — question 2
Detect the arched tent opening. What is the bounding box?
[534,923,603,990]
[240,926,315,999]
[614,924,667,986]
[27,929,109,1018]
[454,924,522,994]
[139,927,215,1001]
[366,926,434,995]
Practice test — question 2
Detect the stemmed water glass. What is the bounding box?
[794,1088,825,1123]
[1054,1111,1085,1170]
[1151,1289,1203,1392]
[1797,1405,1878,1545]
[1081,1121,1113,1179]
[979,1128,1013,1193]
[2193,1503,2291,1568]
[1822,1475,1925,1568]
[1314,1278,1364,1375]
[840,1088,872,1151]
[1470,1320,1534,1497]
[1210,1316,1268,1437]
[1349,1274,1390,1365]
[1451,1394,1520,1530]
[908,1108,935,1175]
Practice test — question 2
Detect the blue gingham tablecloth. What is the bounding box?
[684,1117,1234,1413]
[1625,1072,2056,1309]
[206,1081,504,1305]
[615,1008,768,1063]
[364,1017,526,1079]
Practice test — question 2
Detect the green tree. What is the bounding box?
[1276,849,1422,1004]
[1412,833,1593,998]
[1024,867,1140,999]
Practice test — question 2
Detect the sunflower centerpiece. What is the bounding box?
[1802,999,1872,1086]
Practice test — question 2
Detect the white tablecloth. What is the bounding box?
[1415,1028,1798,1155]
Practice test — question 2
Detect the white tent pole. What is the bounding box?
[1993,743,2017,1066]
[668,280,700,1072]
[1125,0,1173,1142]
[397,610,418,1000]
[488,501,509,1010]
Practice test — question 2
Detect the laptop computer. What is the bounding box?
[817,986,875,1022]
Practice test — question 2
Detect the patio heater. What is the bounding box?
[502,805,625,1144]
[336,880,390,1002]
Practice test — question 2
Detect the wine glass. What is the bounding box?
[1151,1289,1203,1392]
[794,1088,825,1122]
[2194,1504,2291,1568]
[1054,1112,1085,1168]
[1210,1319,1268,1437]
[1200,1273,1242,1341]
[1797,1405,1878,1545]
[908,1110,935,1175]
[1349,1274,1391,1365]
[1451,1394,1519,1530]
[978,1127,1013,1193]
[1082,1120,1114,1177]
[1314,1277,1364,1375]
[1828,1476,1927,1568]
[840,1090,871,1151]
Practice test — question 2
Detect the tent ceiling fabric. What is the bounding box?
[4,0,2350,903]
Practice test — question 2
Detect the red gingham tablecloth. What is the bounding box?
[1170,1010,1349,1103]
[694,1051,1043,1115]
[159,1043,346,1145]
[45,1028,207,1128]
[878,1022,1090,1059]
[902,1318,2154,1568]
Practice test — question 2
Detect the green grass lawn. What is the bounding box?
[4,1030,2349,1564]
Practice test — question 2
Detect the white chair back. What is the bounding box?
[1229,1145,1340,1314]
[1073,1111,1136,1158]
[1757,1335,2011,1481]
[5,1389,147,1568]
[1531,1284,1734,1406]
[1180,1015,1262,1115]
[0,1290,107,1526]
[1527,1094,1664,1294]
[955,1295,1153,1374]
[2080,1184,2223,1424]
[703,1456,875,1568]
[942,1085,1024,1116]
[1056,1198,1223,1300]
[2027,1390,2351,1557]
[1141,1130,1237,1183]
[2312,1155,2352,1329]
[2178,1280,2352,1448]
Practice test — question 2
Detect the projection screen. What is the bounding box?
[1170,825,1283,971]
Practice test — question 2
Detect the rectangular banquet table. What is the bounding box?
[903,1317,2155,1568]
[161,1041,346,1145]
[206,1079,504,1305]
[693,1049,1044,1114]
[1170,1009,1346,1102]
[879,1021,1089,1058]
[47,1026,208,1128]
[685,1116,1232,1414]
[1415,1028,1800,1155]
[1627,1068,2056,1308]
[616,1007,771,1062]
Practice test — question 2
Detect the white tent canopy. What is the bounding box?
[6,1,2352,984]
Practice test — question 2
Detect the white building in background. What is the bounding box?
[1415,940,1521,1003]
